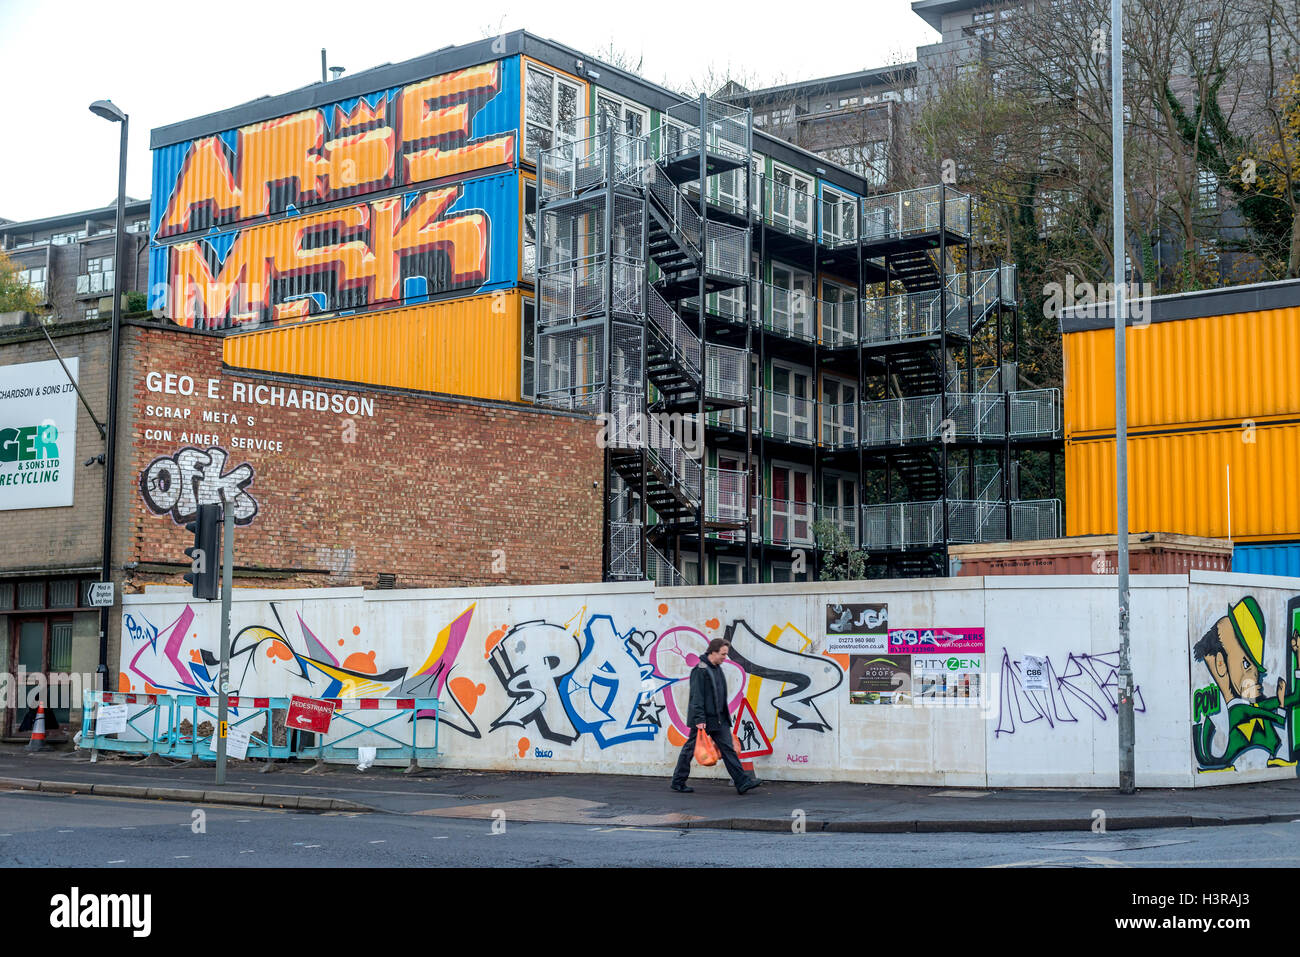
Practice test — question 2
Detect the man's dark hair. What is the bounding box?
[1193,625,1225,664]
[706,638,730,655]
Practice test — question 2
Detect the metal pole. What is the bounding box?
[97,114,127,693]
[1112,0,1135,795]
[216,496,234,786]
[696,95,707,581]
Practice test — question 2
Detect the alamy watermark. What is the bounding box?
[1042,275,1154,327]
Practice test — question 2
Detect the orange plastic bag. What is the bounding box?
[694,728,720,766]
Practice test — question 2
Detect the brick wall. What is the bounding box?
[0,322,110,575]
[117,323,604,592]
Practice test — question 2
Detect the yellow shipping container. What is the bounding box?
[223,292,525,403]
[1064,304,1300,436]
[1066,422,1300,543]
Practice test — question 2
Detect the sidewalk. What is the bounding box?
[4,744,1300,833]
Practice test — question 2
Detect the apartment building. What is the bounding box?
[0,199,152,325]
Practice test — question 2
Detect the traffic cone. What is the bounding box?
[25,703,50,752]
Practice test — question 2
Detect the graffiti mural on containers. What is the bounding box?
[486,606,844,750]
[993,648,1147,737]
[138,446,259,525]
[156,174,518,329]
[120,602,483,734]
[150,61,519,239]
[1191,596,1300,772]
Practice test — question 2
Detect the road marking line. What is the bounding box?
[107,860,125,864]
[58,829,73,833]
[174,855,190,859]
[120,826,135,830]
[240,850,254,854]
[369,840,385,844]
[304,844,321,848]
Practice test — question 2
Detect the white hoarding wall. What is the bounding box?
[116,572,1300,787]
[0,357,78,510]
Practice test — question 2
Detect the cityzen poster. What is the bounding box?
[0,358,78,510]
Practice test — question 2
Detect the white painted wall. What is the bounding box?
[115,572,1300,787]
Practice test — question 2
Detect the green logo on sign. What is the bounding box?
[0,425,59,462]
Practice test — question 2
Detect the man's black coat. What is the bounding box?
[686,659,731,730]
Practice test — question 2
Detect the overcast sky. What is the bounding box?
[0,0,937,223]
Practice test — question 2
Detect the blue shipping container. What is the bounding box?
[1232,543,1300,579]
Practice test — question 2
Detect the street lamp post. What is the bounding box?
[1110,3,1136,795]
[89,99,128,694]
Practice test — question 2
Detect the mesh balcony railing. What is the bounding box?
[820,195,860,247]
[768,497,814,545]
[663,97,751,166]
[815,505,859,548]
[945,392,1006,440]
[537,258,646,326]
[763,391,816,444]
[1009,389,1062,437]
[645,412,702,507]
[820,402,859,449]
[647,168,703,253]
[762,284,816,341]
[820,297,859,347]
[647,542,690,587]
[947,464,1005,502]
[705,344,747,401]
[861,394,945,445]
[706,467,750,525]
[607,521,642,579]
[706,396,756,433]
[762,177,816,239]
[705,221,747,280]
[861,290,970,345]
[859,185,972,243]
[647,286,702,379]
[538,121,649,201]
[862,497,1062,549]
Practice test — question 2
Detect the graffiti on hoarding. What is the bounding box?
[118,602,480,733]
[138,446,258,525]
[154,62,516,238]
[165,184,490,327]
[1191,596,1300,772]
[994,648,1146,737]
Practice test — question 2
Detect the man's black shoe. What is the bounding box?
[737,779,762,795]
[671,783,694,792]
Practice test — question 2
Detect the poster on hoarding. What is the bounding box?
[826,603,888,653]
[0,358,78,510]
[1021,655,1049,692]
[887,627,986,654]
[848,655,911,704]
[912,655,984,701]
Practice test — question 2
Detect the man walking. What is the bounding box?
[670,638,761,794]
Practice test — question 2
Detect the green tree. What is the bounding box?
[814,519,868,581]
[0,250,44,313]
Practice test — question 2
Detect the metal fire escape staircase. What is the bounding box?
[534,100,753,585]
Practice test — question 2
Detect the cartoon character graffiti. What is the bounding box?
[1192,596,1300,772]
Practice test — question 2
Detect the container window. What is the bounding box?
[522,299,536,400]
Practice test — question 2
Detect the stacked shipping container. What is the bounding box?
[1060,279,1300,576]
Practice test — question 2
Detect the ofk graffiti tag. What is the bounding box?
[138,446,258,525]
[1192,596,1300,772]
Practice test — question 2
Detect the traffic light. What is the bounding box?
[183,503,221,600]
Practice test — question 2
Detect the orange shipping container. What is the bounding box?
[223,292,525,403]
[1065,422,1300,543]
[1063,295,1300,436]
